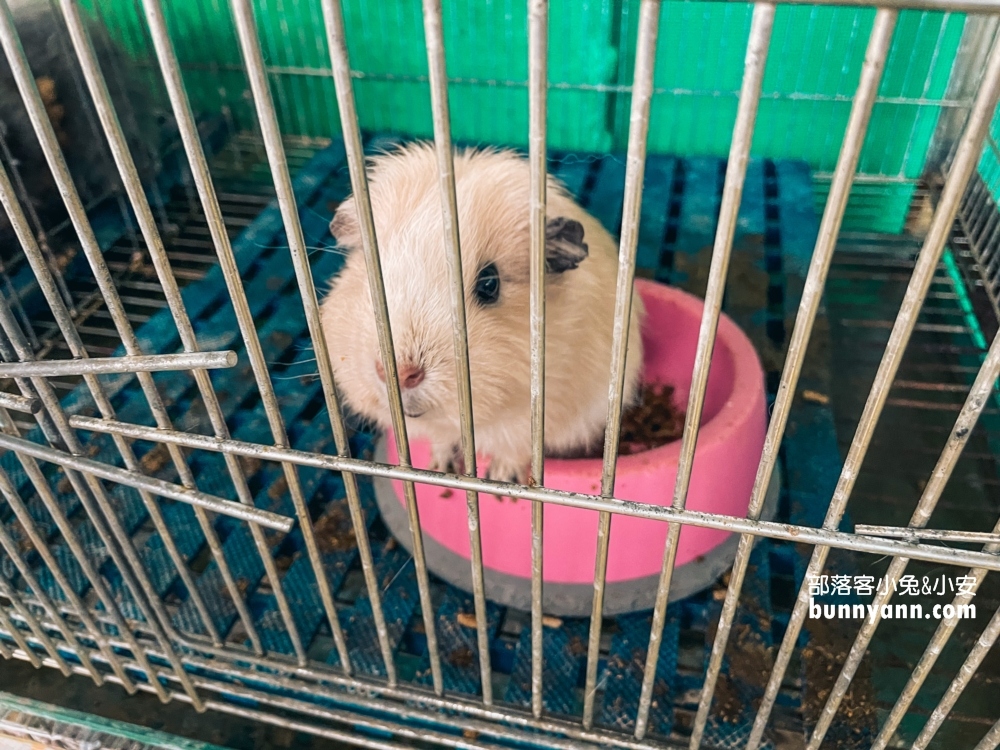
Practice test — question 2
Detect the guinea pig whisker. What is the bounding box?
[307,245,349,257]
[300,204,333,223]
[381,555,413,594]
[264,354,317,366]
[245,237,287,251]
[271,371,320,381]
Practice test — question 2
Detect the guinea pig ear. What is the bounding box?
[545,217,589,274]
[329,197,362,249]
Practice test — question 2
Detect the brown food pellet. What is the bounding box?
[456,612,477,629]
[801,389,830,405]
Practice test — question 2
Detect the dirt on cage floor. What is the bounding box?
[827,232,1000,748]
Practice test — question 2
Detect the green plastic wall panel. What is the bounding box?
[978,104,1000,205]
[80,0,970,234]
[613,2,964,233]
[82,0,617,152]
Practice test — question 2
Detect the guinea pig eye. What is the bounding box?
[473,263,501,305]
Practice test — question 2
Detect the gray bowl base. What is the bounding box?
[371,436,781,617]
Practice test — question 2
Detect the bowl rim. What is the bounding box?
[543,278,766,476]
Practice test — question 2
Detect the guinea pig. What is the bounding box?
[320,143,645,485]
[0,0,165,251]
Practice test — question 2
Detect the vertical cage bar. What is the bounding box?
[55,0,281,657]
[230,0,363,673]
[0,623,12,660]
[746,31,1000,750]
[971,178,995,237]
[421,0,492,703]
[0,413,139,693]
[293,0,400,686]
[973,202,1000,250]
[0,126,74,315]
[0,155,238,654]
[689,9,898,749]
[872,558,1000,746]
[635,3,775,740]
[47,0,142,253]
[318,0,443,694]
[0,567,73,676]
[807,320,1000,748]
[0,271,37,354]
[910,604,1000,749]
[0,367,175,700]
[975,717,1000,750]
[0,600,40,669]
[0,497,102,683]
[527,0,548,721]
[145,0,384,669]
[0,301,201,709]
[0,0,267,659]
[581,0,661,730]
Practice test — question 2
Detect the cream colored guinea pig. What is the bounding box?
[320,143,645,484]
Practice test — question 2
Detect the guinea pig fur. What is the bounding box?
[0,0,165,247]
[320,143,645,485]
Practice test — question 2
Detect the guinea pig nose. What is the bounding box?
[375,358,386,383]
[399,363,425,390]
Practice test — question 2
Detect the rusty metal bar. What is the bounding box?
[746,28,1000,750]
[582,0,661,729]
[0,392,41,414]
[690,11,898,746]
[528,0,548,720]
[64,414,1000,572]
[0,351,237,379]
[421,0,492,703]
[808,322,1000,748]
[635,1,774,739]
[313,0,407,687]
[856,525,1000,545]
[910,603,1000,749]
[318,0,437,690]
[231,0,361,672]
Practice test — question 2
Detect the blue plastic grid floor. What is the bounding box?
[0,133,873,748]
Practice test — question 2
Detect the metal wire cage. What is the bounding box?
[0,0,1000,749]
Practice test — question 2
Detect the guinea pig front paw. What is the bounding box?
[485,458,530,489]
[429,443,464,476]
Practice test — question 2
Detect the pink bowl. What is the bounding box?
[372,279,772,614]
